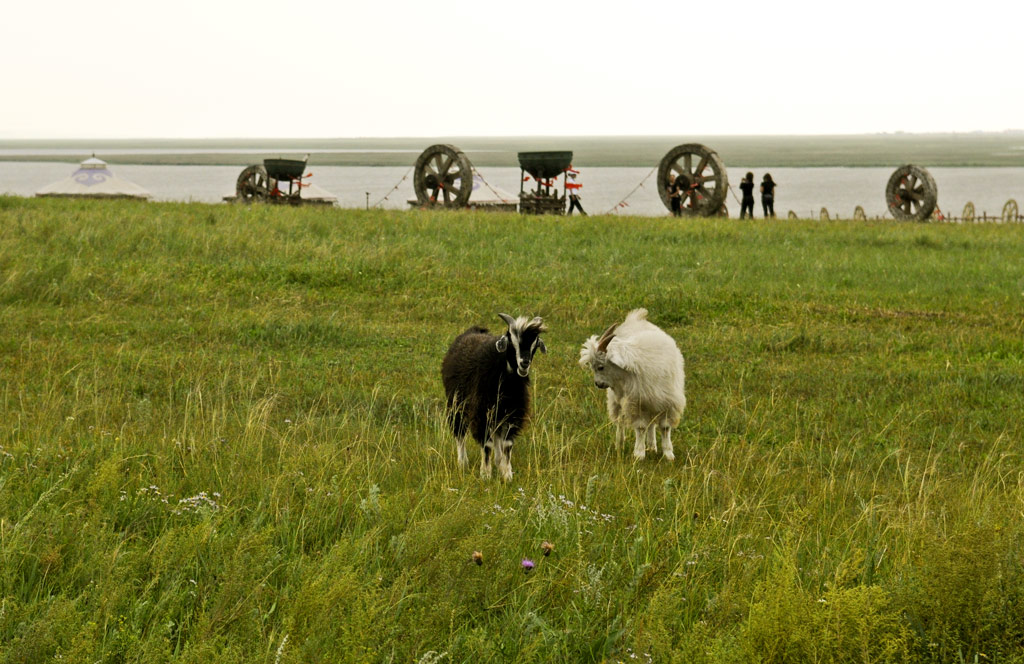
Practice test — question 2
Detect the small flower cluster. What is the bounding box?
[173,491,222,515]
[734,549,765,561]
[0,445,13,462]
[487,502,517,516]
[471,541,555,573]
[574,563,605,602]
[128,484,171,505]
[614,647,653,663]
[480,487,616,539]
[554,494,616,524]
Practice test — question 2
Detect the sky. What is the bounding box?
[2,0,1022,139]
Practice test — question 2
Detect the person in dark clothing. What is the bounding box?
[667,174,681,217]
[760,173,777,218]
[739,172,755,218]
[566,169,586,215]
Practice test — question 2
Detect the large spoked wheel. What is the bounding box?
[413,144,473,208]
[1002,199,1018,222]
[885,164,937,221]
[657,144,728,217]
[962,201,975,223]
[236,165,270,203]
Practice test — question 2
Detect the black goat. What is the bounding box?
[441,313,547,481]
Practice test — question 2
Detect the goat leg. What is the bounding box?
[632,428,647,460]
[659,425,675,462]
[480,442,493,479]
[607,390,625,448]
[496,440,514,482]
[646,424,658,453]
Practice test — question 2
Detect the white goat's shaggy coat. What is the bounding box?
[579,308,686,461]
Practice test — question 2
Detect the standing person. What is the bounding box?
[760,173,777,218]
[566,168,587,215]
[667,174,681,217]
[739,172,755,219]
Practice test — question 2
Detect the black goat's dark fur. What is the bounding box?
[441,326,532,448]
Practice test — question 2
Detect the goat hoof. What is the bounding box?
[632,451,646,461]
[662,451,675,462]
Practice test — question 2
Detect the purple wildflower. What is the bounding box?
[521,558,535,572]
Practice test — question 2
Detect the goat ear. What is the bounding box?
[496,335,508,353]
[536,339,547,354]
[498,313,516,328]
[606,342,639,373]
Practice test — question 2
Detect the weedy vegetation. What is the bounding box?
[1,196,1023,662]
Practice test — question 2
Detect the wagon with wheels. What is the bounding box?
[518,151,573,215]
[235,156,311,205]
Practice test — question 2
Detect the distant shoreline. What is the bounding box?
[2,134,1023,168]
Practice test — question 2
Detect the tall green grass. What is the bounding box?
[1,196,1023,662]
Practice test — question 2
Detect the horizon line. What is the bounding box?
[3,130,1024,142]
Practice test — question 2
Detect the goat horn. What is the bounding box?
[498,313,516,328]
[596,324,617,352]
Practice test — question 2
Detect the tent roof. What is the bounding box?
[35,157,151,199]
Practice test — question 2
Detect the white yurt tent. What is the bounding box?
[36,156,151,200]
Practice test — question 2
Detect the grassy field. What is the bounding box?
[1,197,1024,663]
[3,133,1024,167]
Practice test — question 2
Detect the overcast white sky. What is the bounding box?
[2,0,1021,139]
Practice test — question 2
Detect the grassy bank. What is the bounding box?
[1,197,1023,662]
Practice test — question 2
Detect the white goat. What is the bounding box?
[578,308,685,461]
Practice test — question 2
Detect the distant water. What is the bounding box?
[3,161,1023,219]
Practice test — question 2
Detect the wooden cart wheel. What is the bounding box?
[788,210,798,219]
[962,201,975,223]
[885,164,937,221]
[657,144,728,217]
[853,205,866,221]
[413,144,473,208]
[236,164,269,203]
[1002,199,1018,222]
[819,207,829,221]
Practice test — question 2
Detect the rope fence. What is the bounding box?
[603,166,658,215]
[472,168,516,203]
[370,166,414,209]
